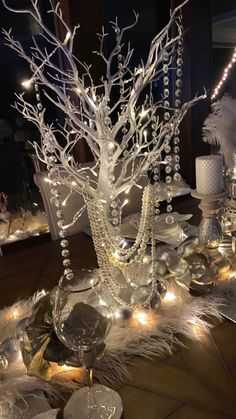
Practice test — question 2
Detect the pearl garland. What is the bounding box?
[87,184,157,309]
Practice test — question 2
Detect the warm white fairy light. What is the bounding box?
[163,291,176,303]
[140,108,149,119]
[44,177,52,183]
[63,31,71,45]
[108,142,115,150]
[21,78,33,89]
[121,199,129,208]
[211,47,236,100]
[11,308,19,319]
[134,310,149,325]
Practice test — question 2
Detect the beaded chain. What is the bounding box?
[33,82,74,280]
[87,184,157,309]
[172,12,183,185]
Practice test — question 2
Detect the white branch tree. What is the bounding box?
[2,0,203,217]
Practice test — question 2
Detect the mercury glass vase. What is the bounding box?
[198,216,222,249]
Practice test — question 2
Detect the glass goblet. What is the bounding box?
[53,269,118,418]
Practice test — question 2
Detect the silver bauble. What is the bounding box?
[0,337,20,362]
[86,291,101,306]
[113,305,132,321]
[16,317,29,341]
[119,286,135,304]
[190,264,206,279]
[175,271,191,290]
[130,285,152,305]
[168,258,189,275]
[0,354,8,371]
[113,268,127,286]
[191,267,216,286]
[155,259,167,276]
[156,245,179,267]
[150,294,161,311]
[185,252,209,267]
[189,280,214,296]
[177,236,198,258]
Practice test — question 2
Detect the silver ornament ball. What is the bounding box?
[130,285,152,305]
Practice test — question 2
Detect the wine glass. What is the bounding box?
[53,269,120,418]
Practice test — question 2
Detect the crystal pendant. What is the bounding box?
[59,230,68,238]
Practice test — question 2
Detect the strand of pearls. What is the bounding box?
[88,184,153,265]
[88,186,156,310]
[87,185,157,309]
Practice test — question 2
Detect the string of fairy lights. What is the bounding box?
[211,46,236,101]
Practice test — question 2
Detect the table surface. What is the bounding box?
[0,202,236,419]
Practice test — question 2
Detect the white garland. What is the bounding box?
[0,281,234,417]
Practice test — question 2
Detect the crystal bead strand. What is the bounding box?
[34,84,73,280]
[173,13,184,184]
[109,40,125,229]
[162,52,173,217]
[151,114,161,221]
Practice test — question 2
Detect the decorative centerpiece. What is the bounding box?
[2,0,204,312]
[1,1,231,417]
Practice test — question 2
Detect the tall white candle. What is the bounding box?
[195,155,223,195]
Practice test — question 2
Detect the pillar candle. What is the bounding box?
[195,155,223,195]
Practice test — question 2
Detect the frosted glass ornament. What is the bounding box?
[168,258,189,275]
[155,259,167,275]
[130,285,152,305]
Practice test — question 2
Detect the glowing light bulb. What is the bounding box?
[134,310,148,325]
[11,308,19,319]
[64,31,71,44]
[21,78,33,89]
[211,45,236,99]
[44,177,52,183]
[163,291,176,302]
[140,108,148,119]
[108,142,115,150]
[121,199,129,208]
[125,185,132,194]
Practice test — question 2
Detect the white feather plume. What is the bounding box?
[202,95,236,167]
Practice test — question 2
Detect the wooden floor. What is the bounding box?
[0,228,236,418]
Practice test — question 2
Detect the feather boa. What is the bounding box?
[0,280,235,417]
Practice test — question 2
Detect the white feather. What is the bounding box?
[202,95,236,167]
[0,281,234,417]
